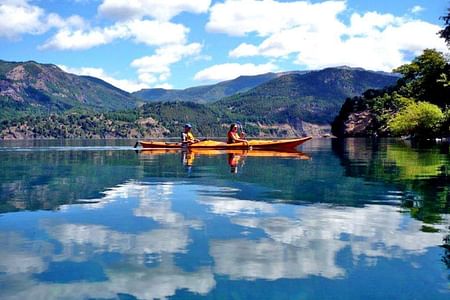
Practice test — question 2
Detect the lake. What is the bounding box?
[0,138,448,300]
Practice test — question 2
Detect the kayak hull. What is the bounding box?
[139,137,312,150]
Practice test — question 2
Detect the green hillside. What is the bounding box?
[0,60,137,120]
[0,60,400,139]
[213,67,399,125]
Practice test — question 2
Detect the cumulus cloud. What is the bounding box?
[0,1,47,39]
[36,2,201,88]
[40,20,189,50]
[207,0,346,37]
[131,43,202,86]
[212,0,448,72]
[410,5,424,14]
[59,65,149,92]
[98,0,211,21]
[0,0,85,39]
[194,62,278,82]
[126,19,189,45]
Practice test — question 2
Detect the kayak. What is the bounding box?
[139,148,310,160]
[138,137,312,150]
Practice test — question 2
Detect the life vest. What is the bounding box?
[181,131,195,142]
[227,131,240,144]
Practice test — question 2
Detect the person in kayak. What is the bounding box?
[227,123,248,144]
[181,123,200,145]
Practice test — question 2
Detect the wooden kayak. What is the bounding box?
[139,148,310,160]
[139,137,312,150]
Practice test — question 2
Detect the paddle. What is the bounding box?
[236,121,251,149]
[236,121,247,138]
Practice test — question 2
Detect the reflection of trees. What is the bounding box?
[0,150,143,213]
[1,139,413,214]
[332,138,450,224]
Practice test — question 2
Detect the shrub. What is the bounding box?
[389,102,444,137]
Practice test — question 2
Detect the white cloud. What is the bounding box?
[214,0,448,72]
[131,43,202,85]
[98,0,211,21]
[126,19,189,46]
[41,28,120,50]
[0,0,47,39]
[59,65,149,92]
[207,0,346,37]
[40,19,189,50]
[410,5,424,14]
[0,0,86,39]
[194,62,278,82]
[348,12,398,36]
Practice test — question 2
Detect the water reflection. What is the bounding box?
[201,195,447,281]
[0,181,448,299]
[0,139,449,299]
[331,138,450,224]
[142,148,310,174]
[0,182,215,300]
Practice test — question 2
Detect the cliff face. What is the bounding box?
[333,110,376,137]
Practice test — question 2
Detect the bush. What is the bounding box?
[389,102,444,137]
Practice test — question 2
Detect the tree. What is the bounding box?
[394,49,449,107]
[389,102,444,137]
[439,8,450,47]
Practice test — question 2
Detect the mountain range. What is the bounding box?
[132,71,309,103]
[214,67,399,125]
[0,60,136,120]
[0,59,399,139]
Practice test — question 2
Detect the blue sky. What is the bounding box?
[0,0,448,92]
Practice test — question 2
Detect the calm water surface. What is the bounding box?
[0,138,448,300]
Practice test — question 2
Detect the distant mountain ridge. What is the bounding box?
[213,67,400,125]
[0,59,400,138]
[132,72,281,103]
[0,59,137,120]
[132,67,397,105]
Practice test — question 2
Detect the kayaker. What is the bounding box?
[181,123,200,145]
[227,123,248,144]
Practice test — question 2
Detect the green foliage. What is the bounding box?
[139,102,226,137]
[333,49,450,138]
[389,102,444,137]
[441,107,450,135]
[439,8,450,47]
[394,49,449,107]
[0,60,137,122]
[214,69,397,125]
